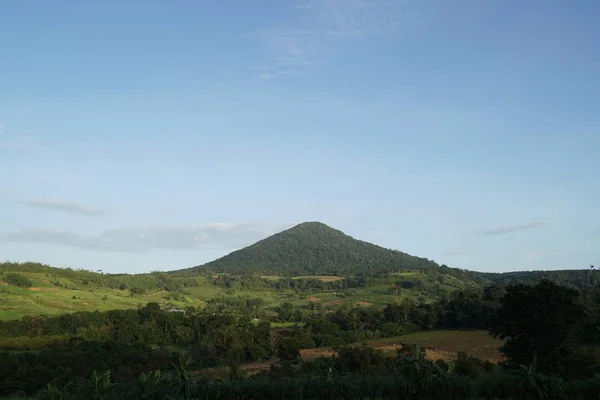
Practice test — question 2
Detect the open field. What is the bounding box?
[363,330,504,362]
[261,275,345,282]
[0,272,210,320]
[301,330,504,363]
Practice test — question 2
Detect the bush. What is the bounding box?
[2,273,33,288]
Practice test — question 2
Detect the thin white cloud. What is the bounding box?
[443,251,479,256]
[0,222,293,253]
[18,199,107,217]
[479,222,546,236]
[0,123,4,134]
[258,72,276,80]
[249,0,440,78]
[246,65,269,71]
[0,135,35,150]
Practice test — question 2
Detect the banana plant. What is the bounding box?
[72,370,114,400]
[515,356,548,399]
[34,382,72,400]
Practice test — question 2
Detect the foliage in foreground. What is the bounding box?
[28,355,600,400]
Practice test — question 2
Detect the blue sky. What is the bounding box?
[1,0,599,274]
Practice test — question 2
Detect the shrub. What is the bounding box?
[2,273,33,288]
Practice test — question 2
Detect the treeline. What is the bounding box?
[481,268,600,289]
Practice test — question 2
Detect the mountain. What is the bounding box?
[176,222,600,288]
[176,221,482,281]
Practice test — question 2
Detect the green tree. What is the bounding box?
[486,280,586,376]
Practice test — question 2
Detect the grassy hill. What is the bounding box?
[0,262,217,320]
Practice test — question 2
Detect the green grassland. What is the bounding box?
[0,266,475,320]
[0,270,208,320]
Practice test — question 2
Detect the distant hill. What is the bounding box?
[480,269,600,289]
[176,222,482,281]
[176,222,600,289]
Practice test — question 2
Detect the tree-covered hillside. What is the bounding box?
[177,222,477,280]
[481,268,600,288]
[177,222,599,289]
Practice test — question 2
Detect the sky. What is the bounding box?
[1,0,599,274]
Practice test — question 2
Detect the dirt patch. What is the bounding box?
[356,301,372,307]
[295,276,344,282]
[43,279,51,284]
[308,296,321,302]
[315,276,344,282]
[242,359,278,375]
[195,331,503,379]
[83,302,89,305]
[0,281,8,286]
[375,344,454,361]
[322,300,343,308]
[367,331,504,363]
[300,348,336,360]
[28,287,59,291]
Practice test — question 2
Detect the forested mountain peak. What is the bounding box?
[177,221,460,277]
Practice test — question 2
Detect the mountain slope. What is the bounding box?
[178,222,480,280]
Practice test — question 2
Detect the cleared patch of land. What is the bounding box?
[298,330,503,363]
[196,330,504,378]
[262,275,344,282]
[365,330,504,362]
[299,330,503,362]
[294,276,344,282]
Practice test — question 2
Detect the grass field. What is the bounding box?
[0,267,477,321]
[0,272,210,320]
[260,275,344,282]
